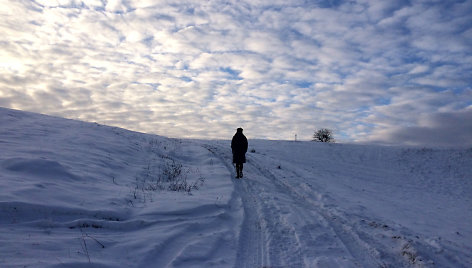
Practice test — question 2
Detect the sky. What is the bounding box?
[1,0,471,146]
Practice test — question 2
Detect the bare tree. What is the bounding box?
[312,128,334,142]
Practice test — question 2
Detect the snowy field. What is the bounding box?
[1,107,471,267]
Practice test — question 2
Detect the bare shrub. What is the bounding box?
[131,154,205,203]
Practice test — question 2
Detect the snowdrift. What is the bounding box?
[0,108,239,267]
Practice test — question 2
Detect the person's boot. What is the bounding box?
[239,166,243,178]
[236,165,240,178]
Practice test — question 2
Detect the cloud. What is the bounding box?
[0,0,471,146]
[367,109,472,147]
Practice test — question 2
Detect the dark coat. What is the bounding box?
[231,132,248,163]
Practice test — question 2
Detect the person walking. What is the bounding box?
[231,128,248,178]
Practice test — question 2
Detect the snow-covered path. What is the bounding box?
[205,142,388,267]
[203,140,472,267]
[244,155,385,268]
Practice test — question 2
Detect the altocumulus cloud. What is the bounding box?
[0,0,471,146]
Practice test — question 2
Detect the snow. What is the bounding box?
[1,107,471,267]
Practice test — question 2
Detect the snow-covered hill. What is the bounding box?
[1,107,471,267]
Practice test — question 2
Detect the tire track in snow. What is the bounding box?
[206,143,347,266]
[204,142,395,267]
[246,158,366,267]
[204,143,366,267]
[202,144,268,268]
[242,161,310,267]
[207,142,316,267]
[247,154,398,268]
